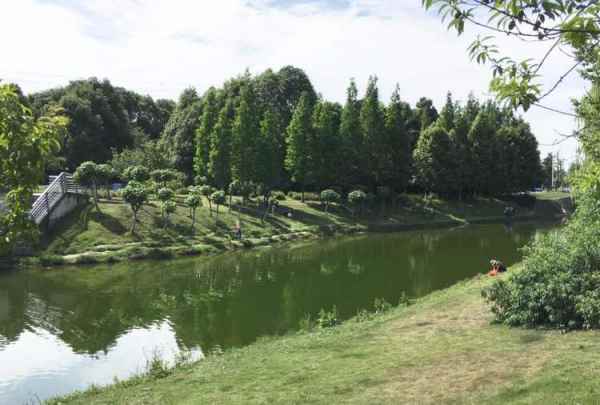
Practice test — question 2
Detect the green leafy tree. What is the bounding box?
[256,107,283,192]
[29,78,172,170]
[423,0,599,111]
[199,185,214,216]
[438,92,456,131]
[184,193,202,233]
[228,180,241,211]
[151,169,178,189]
[210,190,226,218]
[96,163,116,200]
[415,97,439,131]
[73,161,102,209]
[195,88,219,181]
[285,92,314,201]
[384,85,411,190]
[448,109,472,199]
[231,84,260,191]
[468,112,496,195]
[161,200,176,228]
[160,88,202,180]
[0,84,67,255]
[360,76,386,188]
[347,190,367,217]
[413,125,456,195]
[277,65,317,123]
[339,79,363,189]
[110,140,171,175]
[312,101,342,192]
[157,187,175,227]
[541,153,553,189]
[123,165,150,183]
[320,189,340,213]
[121,181,148,233]
[209,100,234,189]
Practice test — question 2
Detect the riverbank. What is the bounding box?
[29,192,570,267]
[49,263,600,404]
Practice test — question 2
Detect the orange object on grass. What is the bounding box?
[488,269,498,276]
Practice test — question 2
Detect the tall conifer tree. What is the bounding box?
[231,84,260,186]
[194,88,219,181]
[360,76,386,188]
[285,92,313,201]
[339,79,362,189]
[385,85,411,190]
[209,99,234,189]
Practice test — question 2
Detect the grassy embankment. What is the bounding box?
[35,191,569,266]
[50,264,600,404]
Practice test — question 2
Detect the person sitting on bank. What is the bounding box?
[488,259,507,276]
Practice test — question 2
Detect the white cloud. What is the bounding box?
[0,0,583,163]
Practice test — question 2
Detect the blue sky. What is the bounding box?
[2,0,584,164]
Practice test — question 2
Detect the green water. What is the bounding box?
[0,221,556,403]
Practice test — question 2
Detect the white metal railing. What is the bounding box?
[30,172,79,225]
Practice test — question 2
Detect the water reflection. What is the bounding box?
[0,221,555,403]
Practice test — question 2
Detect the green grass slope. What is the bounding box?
[37,193,565,265]
[50,266,600,404]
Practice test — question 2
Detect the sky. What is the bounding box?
[0,0,586,165]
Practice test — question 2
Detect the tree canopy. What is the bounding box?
[0,84,68,255]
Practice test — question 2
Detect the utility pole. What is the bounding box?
[551,152,555,191]
[557,151,561,190]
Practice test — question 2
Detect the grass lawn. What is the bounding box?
[531,191,571,201]
[37,193,561,265]
[50,265,600,404]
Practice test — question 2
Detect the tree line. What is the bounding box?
[28,66,542,199]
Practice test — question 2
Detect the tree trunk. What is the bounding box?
[131,210,137,233]
[207,198,212,216]
[191,209,196,233]
[262,199,270,223]
[93,182,99,210]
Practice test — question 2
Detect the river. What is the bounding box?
[0,221,556,403]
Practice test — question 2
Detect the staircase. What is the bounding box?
[30,172,82,225]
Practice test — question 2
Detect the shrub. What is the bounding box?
[347,190,367,216]
[355,308,374,323]
[317,305,340,328]
[374,297,392,314]
[157,187,174,202]
[123,165,150,183]
[298,314,315,331]
[288,191,302,200]
[210,190,226,216]
[74,161,101,208]
[271,190,286,201]
[151,169,179,188]
[121,181,148,233]
[482,194,600,330]
[320,189,341,213]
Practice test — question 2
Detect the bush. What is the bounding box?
[271,190,286,201]
[321,189,341,212]
[123,165,150,182]
[317,305,340,328]
[157,187,174,202]
[287,191,319,201]
[374,297,392,314]
[287,191,302,200]
[482,194,600,330]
